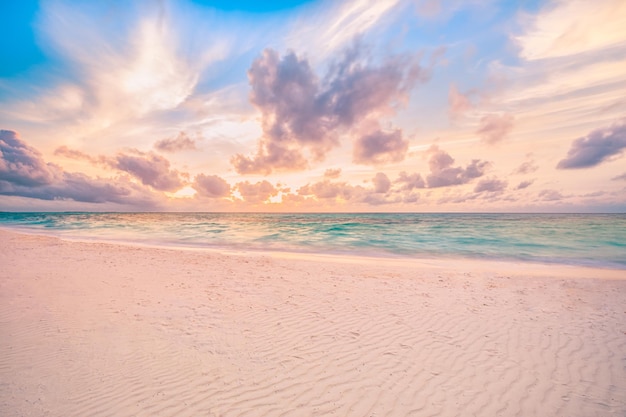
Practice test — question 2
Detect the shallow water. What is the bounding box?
[1,212,625,268]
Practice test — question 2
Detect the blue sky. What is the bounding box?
[1,0,625,212]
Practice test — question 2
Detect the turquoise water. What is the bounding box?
[0,212,625,268]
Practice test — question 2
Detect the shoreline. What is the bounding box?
[2,226,625,273]
[2,227,626,416]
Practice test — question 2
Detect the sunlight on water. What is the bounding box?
[1,212,624,268]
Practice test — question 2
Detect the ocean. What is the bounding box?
[0,212,624,269]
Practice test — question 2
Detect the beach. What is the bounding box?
[1,228,625,416]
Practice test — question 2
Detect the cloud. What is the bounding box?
[55,144,185,192]
[232,44,424,174]
[1,130,157,206]
[288,0,403,59]
[0,1,232,153]
[476,113,514,144]
[395,171,425,191]
[236,180,279,204]
[516,180,534,190]
[425,146,489,188]
[324,168,342,179]
[112,151,184,192]
[388,146,489,191]
[514,159,538,174]
[557,118,626,169]
[298,180,358,200]
[0,172,152,205]
[514,0,626,61]
[37,1,224,117]
[0,130,57,186]
[612,172,626,181]
[448,83,472,119]
[54,145,109,166]
[192,174,231,198]
[372,172,391,193]
[474,178,507,193]
[154,132,198,153]
[538,189,564,201]
[353,128,408,165]
[414,0,494,21]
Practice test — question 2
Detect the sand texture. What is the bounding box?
[1,229,625,416]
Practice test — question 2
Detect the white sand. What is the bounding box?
[1,228,625,416]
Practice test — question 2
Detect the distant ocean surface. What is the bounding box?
[1,212,625,268]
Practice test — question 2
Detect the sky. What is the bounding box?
[1,0,625,212]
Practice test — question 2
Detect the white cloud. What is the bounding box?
[287,0,402,60]
[515,0,626,60]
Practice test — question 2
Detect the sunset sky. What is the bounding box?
[1,0,625,212]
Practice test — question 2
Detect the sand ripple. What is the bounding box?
[1,230,625,416]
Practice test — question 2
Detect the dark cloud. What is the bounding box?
[192,174,231,198]
[476,113,514,144]
[425,146,489,188]
[1,130,157,207]
[0,172,152,205]
[516,180,534,190]
[557,118,626,169]
[54,173,153,205]
[324,168,341,179]
[395,171,425,191]
[233,44,424,174]
[154,132,198,153]
[353,128,408,165]
[474,178,507,193]
[372,172,391,193]
[1,130,57,186]
[55,145,185,192]
[113,151,184,192]
[236,180,279,203]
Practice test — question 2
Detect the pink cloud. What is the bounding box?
[474,178,507,193]
[516,180,534,190]
[154,132,198,153]
[353,128,408,165]
[192,174,230,198]
[298,179,357,200]
[395,171,426,191]
[538,189,564,201]
[236,180,279,203]
[476,113,514,144]
[55,144,185,192]
[514,159,538,175]
[372,172,391,193]
[612,172,626,181]
[54,145,109,165]
[448,83,472,119]
[426,146,489,187]
[324,168,342,179]
[112,151,184,192]
[232,44,424,174]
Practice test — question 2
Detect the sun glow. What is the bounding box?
[165,186,197,199]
